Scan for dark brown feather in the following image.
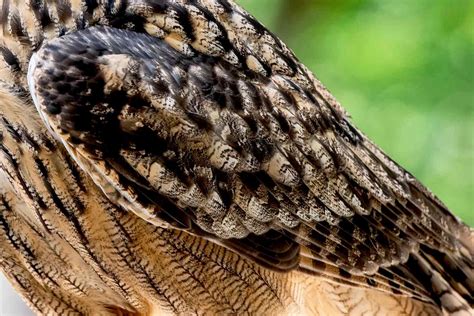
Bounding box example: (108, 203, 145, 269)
(0, 0, 470, 314)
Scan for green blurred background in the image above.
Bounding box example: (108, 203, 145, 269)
(237, 0, 474, 225)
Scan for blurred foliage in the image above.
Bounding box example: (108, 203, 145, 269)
(238, 0, 474, 225)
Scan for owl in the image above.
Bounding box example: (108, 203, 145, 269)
(0, 0, 472, 315)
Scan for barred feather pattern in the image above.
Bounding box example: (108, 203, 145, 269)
(0, 0, 473, 315)
(0, 100, 444, 315)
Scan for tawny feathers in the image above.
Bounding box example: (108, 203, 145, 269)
(0, 0, 472, 315)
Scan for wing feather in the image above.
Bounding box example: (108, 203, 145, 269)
(27, 4, 472, 311)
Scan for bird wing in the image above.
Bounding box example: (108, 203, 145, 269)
(27, 1, 472, 307)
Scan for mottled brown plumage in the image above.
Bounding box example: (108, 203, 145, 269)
(0, 0, 472, 315)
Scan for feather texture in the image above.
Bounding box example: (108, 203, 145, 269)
(0, 0, 472, 315)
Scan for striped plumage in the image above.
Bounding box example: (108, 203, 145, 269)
(0, 1, 472, 315)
